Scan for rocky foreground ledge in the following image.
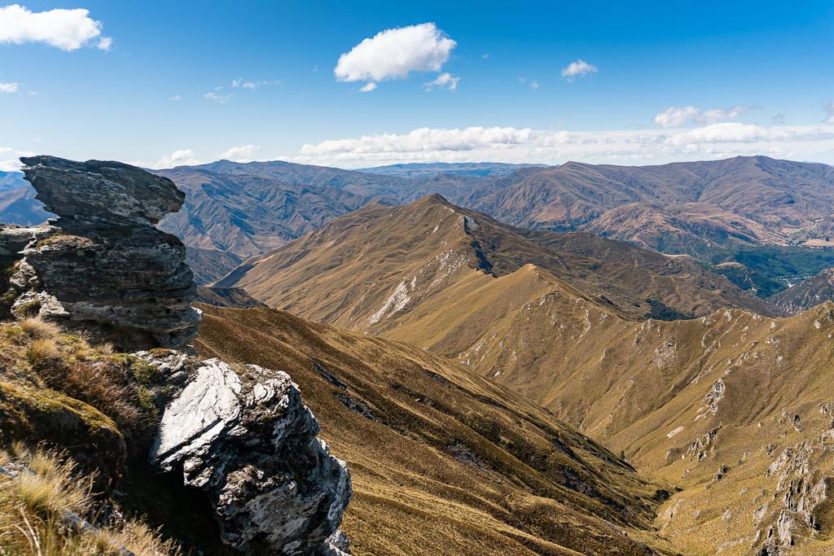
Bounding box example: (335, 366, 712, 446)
(0, 155, 352, 554)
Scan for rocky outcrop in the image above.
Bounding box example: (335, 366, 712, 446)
(150, 358, 351, 555)
(0, 225, 53, 316)
(3, 156, 200, 349)
(0, 155, 353, 554)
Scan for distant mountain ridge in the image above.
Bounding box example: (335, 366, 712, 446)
(359, 161, 545, 178)
(3, 156, 834, 300)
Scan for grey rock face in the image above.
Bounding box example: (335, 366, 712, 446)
(151, 358, 352, 555)
(3, 156, 200, 349)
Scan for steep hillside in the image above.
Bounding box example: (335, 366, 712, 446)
(156, 166, 370, 259)
(195, 304, 668, 555)
(463, 300, 834, 554)
(218, 194, 773, 331)
(583, 202, 783, 258)
(474, 156, 834, 249)
(768, 268, 834, 313)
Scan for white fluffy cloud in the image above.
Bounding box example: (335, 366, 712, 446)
(424, 72, 459, 91)
(334, 23, 456, 90)
(291, 123, 834, 167)
(561, 59, 597, 80)
(153, 149, 200, 169)
(0, 82, 19, 93)
(0, 4, 111, 51)
(654, 105, 747, 127)
(220, 144, 260, 162)
(359, 82, 377, 93)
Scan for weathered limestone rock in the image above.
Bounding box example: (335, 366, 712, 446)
(3, 156, 200, 349)
(151, 358, 352, 555)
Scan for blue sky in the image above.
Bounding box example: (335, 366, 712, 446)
(2, 0, 834, 169)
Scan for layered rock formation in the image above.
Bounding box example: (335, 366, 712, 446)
(0, 155, 353, 554)
(150, 357, 351, 555)
(4, 156, 200, 349)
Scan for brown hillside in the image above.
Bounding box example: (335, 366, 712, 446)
(195, 304, 670, 556)
(219, 194, 773, 331)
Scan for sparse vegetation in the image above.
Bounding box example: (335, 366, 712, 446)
(0, 445, 178, 555)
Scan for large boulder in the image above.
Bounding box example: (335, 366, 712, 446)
(151, 358, 351, 555)
(3, 156, 200, 349)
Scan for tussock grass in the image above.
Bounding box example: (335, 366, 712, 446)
(0, 321, 154, 438)
(19, 318, 60, 340)
(26, 338, 59, 367)
(0, 447, 178, 555)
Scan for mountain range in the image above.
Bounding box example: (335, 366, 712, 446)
(3, 155, 833, 297)
(212, 194, 834, 554)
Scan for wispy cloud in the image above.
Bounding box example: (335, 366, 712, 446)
(424, 72, 460, 91)
(654, 105, 747, 128)
(153, 148, 200, 169)
(561, 59, 597, 81)
(232, 78, 257, 90)
(292, 123, 834, 167)
(0, 4, 111, 51)
(359, 82, 377, 93)
(204, 90, 233, 104)
(0, 82, 19, 93)
(220, 144, 260, 162)
(334, 22, 456, 91)
(169, 94, 181, 101)
(826, 104, 834, 124)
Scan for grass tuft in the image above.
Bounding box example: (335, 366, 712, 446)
(26, 338, 59, 367)
(20, 318, 60, 340)
(0, 447, 179, 555)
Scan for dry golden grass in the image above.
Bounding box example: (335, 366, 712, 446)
(0, 447, 178, 555)
(19, 318, 60, 340)
(25, 338, 59, 367)
(196, 304, 667, 555)
(0, 321, 153, 447)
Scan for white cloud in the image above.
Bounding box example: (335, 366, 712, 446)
(0, 82, 19, 93)
(220, 144, 260, 162)
(827, 104, 834, 124)
(334, 23, 456, 90)
(96, 36, 112, 51)
(232, 78, 257, 90)
(0, 4, 107, 51)
(359, 82, 377, 93)
(655, 105, 747, 127)
(424, 72, 459, 91)
(561, 59, 597, 81)
(153, 149, 200, 169)
(0, 146, 34, 171)
(169, 94, 181, 101)
(204, 91, 232, 104)
(290, 123, 834, 167)
(529, 80, 540, 90)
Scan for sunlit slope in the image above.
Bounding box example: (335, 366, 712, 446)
(195, 304, 669, 556)
(464, 299, 834, 554)
(220, 194, 772, 329)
